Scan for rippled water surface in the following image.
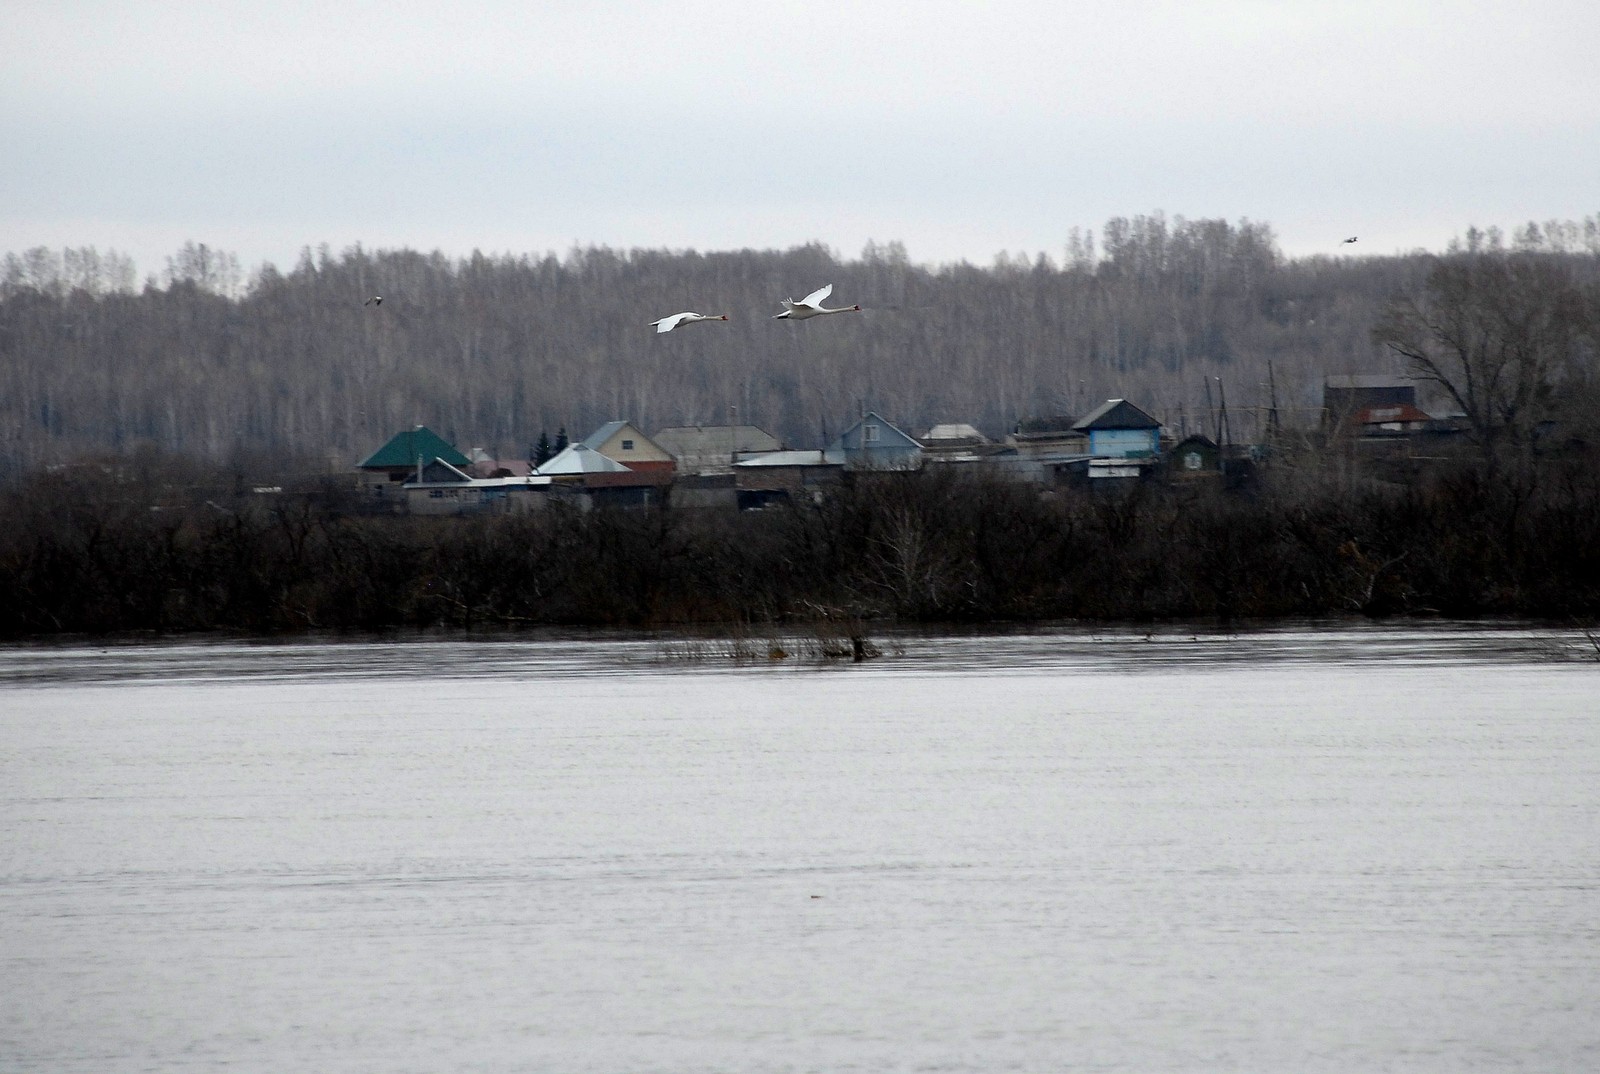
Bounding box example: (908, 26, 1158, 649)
(3, 624, 1598, 1072)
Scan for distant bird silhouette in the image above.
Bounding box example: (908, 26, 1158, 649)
(773, 283, 860, 320)
(1342, 237, 1358, 244)
(364, 295, 383, 306)
(648, 311, 728, 334)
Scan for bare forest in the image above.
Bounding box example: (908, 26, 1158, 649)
(5, 214, 1593, 481)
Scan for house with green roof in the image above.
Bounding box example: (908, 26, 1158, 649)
(358, 426, 471, 504)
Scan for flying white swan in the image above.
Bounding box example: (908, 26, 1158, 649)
(773, 283, 860, 320)
(649, 311, 729, 333)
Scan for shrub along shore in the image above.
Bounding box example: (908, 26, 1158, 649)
(3, 452, 1600, 638)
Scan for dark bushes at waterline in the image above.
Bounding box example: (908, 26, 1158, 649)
(3, 460, 1600, 636)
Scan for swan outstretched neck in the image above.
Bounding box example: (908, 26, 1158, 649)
(773, 283, 861, 320)
(649, 312, 729, 333)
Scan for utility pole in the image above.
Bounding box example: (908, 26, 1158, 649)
(1266, 360, 1282, 443)
(1217, 377, 1231, 460)
(1203, 377, 1219, 447)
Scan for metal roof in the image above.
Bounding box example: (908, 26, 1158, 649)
(923, 423, 988, 442)
(827, 411, 921, 452)
(535, 443, 632, 474)
(358, 426, 470, 469)
(1072, 399, 1161, 431)
(405, 473, 554, 489)
(735, 450, 845, 467)
(580, 421, 632, 451)
(653, 425, 782, 455)
(1354, 403, 1432, 424)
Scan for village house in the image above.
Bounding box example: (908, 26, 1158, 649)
(581, 421, 675, 473)
(733, 449, 845, 509)
(919, 423, 1004, 463)
(1322, 375, 1418, 436)
(539, 428, 673, 508)
(401, 456, 556, 516)
(1007, 415, 1088, 458)
(731, 412, 921, 508)
(1074, 398, 1162, 457)
(653, 425, 783, 475)
(357, 425, 471, 507)
(1069, 398, 1164, 487)
(829, 411, 923, 471)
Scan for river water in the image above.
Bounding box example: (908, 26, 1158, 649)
(2, 624, 1597, 1072)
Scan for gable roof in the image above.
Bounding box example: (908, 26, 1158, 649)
(579, 420, 632, 451)
(653, 425, 783, 456)
(358, 426, 470, 469)
(827, 411, 922, 452)
(1072, 399, 1161, 431)
(535, 443, 632, 475)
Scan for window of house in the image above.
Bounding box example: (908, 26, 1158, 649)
(622, 439, 634, 450)
(1184, 452, 1201, 470)
(430, 489, 444, 498)
(863, 425, 880, 443)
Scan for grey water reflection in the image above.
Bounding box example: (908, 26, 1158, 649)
(0, 619, 1591, 685)
(3, 624, 1598, 1073)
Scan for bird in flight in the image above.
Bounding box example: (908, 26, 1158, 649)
(1342, 237, 1358, 244)
(773, 283, 860, 320)
(364, 295, 383, 306)
(648, 311, 729, 333)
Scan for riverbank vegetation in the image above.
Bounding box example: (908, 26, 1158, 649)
(4, 448, 1599, 638)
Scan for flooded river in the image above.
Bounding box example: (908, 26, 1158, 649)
(3, 624, 1598, 1072)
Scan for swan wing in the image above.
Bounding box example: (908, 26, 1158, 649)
(800, 283, 832, 308)
(651, 312, 689, 333)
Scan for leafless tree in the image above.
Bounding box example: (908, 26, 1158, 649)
(1374, 253, 1593, 455)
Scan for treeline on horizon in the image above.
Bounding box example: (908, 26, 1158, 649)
(3, 450, 1600, 638)
(5, 213, 1599, 485)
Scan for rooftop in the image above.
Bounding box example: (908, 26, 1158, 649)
(358, 426, 470, 469)
(1073, 399, 1161, 431)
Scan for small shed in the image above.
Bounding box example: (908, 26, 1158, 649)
(1168, 434, 1220, 477)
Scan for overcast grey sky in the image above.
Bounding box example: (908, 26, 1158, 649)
(5, 0, 1597, 275)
